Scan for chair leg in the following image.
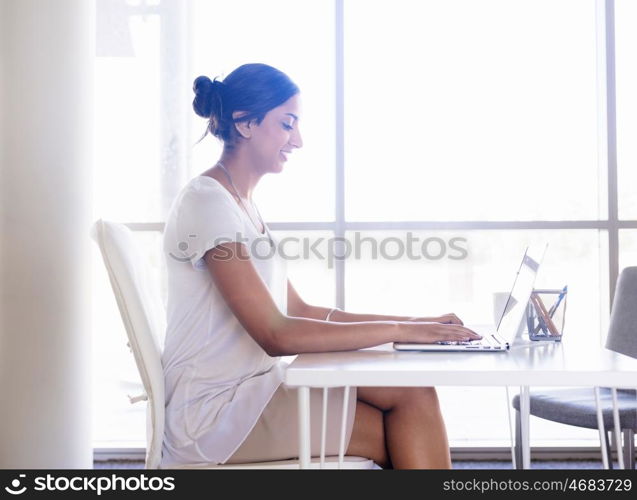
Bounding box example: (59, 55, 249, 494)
(606, 431, 614, 470)
(514, 409, 523, 469)
(623, 429, 635, 469)
(594, 387, 610, 469)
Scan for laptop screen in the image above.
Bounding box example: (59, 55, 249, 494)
(496, 244, 547, 341)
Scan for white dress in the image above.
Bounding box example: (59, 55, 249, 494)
(160, 175, 288, 467)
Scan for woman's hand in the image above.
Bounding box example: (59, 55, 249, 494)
(399, 322, 482, 344)
(432, 313, 464, 325)
(408, 313, 464, 325)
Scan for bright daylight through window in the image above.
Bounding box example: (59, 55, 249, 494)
(93, 0, 636, 452)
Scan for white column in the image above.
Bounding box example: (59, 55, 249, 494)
(0, 0, 94, 468)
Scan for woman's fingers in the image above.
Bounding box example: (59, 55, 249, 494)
(437, 324, 482, 341)
(440, 313, 464, 325)
(408, 322, 482, 344)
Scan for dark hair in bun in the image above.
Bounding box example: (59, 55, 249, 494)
(192, 75, 220, 118)
(193, 63, 299, 146)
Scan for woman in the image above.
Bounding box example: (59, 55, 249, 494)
(161, 63, 481, 469)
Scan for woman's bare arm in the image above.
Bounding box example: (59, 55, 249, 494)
(287, 280, 463, 325)
(206, 243, 480, 356)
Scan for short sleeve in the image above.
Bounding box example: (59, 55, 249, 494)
(171, 182, 246, 270)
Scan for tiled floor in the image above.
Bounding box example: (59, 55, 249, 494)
(93, 459, 614, 470)
(454, 460, 606, 469)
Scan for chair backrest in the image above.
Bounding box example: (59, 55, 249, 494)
(90, 219, 166, 469)
(606, 266, 637, 360)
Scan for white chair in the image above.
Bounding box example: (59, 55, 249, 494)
(90, 219, 374, 469)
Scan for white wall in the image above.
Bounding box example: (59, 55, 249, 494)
(0, 0, 94, 468)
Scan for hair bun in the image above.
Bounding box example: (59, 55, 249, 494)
(192, 75, 218, 118)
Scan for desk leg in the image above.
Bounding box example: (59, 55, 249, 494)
(519, 386, 531, 469)
(298, 386, 311, 469)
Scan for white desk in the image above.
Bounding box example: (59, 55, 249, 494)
(284, 337, 637, 469)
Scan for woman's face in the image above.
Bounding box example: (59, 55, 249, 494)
(247, 94, 303, 174)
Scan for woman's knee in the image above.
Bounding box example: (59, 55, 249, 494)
(404, 386, 441, 408)
(390, 387, 443, 417)
(418, 386, 440, 403)
(358, 386, 440, 412)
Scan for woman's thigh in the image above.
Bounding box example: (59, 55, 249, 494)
(227, 384, 357, 464)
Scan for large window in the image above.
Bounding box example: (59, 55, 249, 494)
(344, 0, 600, 222)
(94, 0, 636, 452)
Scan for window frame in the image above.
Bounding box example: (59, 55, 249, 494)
(129, 0, 635, 314)
(99, 0, 637, 452)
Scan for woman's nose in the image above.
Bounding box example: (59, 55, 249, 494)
(291, 127, 303, 149)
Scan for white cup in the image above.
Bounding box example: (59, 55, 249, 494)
(492, 291, 510, 325)
(493, 290, 529, 338)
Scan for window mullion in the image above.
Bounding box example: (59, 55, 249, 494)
(335, 0, 346, 309)
(596, 0, 619, 311)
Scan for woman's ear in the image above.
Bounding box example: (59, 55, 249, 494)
(232, 111, 252, 139)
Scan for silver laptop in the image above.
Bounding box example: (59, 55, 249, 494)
(394, 243, 547, 352)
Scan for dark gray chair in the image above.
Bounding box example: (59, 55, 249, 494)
(512, 266, 637, 469)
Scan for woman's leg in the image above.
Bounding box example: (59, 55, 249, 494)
(347, 386, 451, 469)
(345, 399, 391, 468)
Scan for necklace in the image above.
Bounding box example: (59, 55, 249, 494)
(216, 162, 274, 247)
